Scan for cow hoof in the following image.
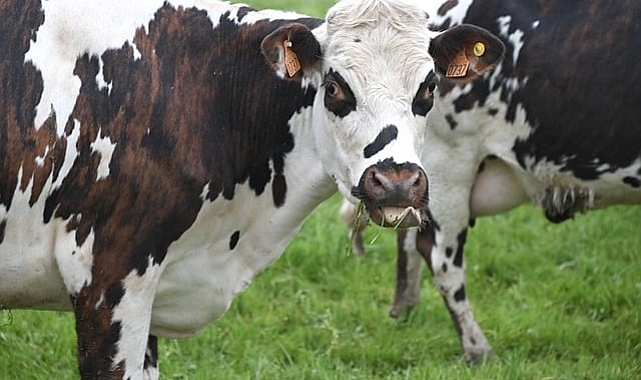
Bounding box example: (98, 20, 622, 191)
(388, 301, 416, 319)
(350, 236, 366, 256)
(464, 347, 494, 365)
(388, 304, 403, 318)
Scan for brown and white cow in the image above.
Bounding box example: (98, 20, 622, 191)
(0, 0, 504, 378)
(343, 0, 641, 364)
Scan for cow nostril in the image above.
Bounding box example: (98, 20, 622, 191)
(368, 170, 387, 190)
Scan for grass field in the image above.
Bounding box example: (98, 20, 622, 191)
(1, 1, 640, 379)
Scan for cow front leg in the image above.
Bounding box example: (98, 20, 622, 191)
(72, 263, 162, 380)
(144, 335, 160, 380)
(425, 226, 492, 364)
(389, 228, 424, 318)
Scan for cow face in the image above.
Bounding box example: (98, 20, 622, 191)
(262, 0, 504, 228)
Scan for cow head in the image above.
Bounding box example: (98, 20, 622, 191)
(262, 0, 504, 228)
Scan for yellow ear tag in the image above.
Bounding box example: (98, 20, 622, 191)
(446, 50, 470, 78)
(473, 42, 486, 57)
(283, 40, 301, 77)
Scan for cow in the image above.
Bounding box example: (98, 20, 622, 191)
(342, 0, 641, 364)
(0, 0, 505, 378)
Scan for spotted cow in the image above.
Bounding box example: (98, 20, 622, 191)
(343, 0, 641, 364)
(0, 0, 505, 378)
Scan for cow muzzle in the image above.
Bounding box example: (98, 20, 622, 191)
(351, 161, 429, 228)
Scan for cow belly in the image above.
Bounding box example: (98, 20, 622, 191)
(470, 159, 529, 217)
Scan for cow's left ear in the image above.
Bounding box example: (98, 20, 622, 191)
(261, 23, 321, 80)
(429, 24, 505, 84)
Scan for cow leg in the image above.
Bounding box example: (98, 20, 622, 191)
(389, 228, 424, 318)
(71, 261, 163, 380)
(339, 199, 369, 256)
(144, 335, 160, 380)
(424, 226, 492, 364)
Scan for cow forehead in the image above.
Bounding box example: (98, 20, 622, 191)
(322, 0, 433, 96)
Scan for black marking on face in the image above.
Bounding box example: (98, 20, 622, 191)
(0, 220, 5, 244)
(453, 228, 467, 268)
(229, 230, 240, 250)
(445, 247, 453, 258)
(412, 72, 437, 116)
(442, 262, 448, 273)
(445, 114, 458, 130)
(453, 284, 466, 302)
(623, 176, 640, 188)
(324, 69, 356, 117)
(364, 125, 398, 158)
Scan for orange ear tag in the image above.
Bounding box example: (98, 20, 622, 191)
(283, 40, 301, 77)
(445, 50, 470, 78)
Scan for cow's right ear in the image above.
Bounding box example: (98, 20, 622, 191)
(261, 23, 321, 80)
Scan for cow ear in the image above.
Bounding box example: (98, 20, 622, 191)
(429, 24, 505, 84)
(261, 23, 321, 80)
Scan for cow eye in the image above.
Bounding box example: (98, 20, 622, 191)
(324, 80, 342, 99)
(323, 70, 356, 117)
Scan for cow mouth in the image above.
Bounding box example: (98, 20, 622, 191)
(368, 205, 423, 228)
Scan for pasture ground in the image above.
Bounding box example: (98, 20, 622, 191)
(2, 195, 640, 379)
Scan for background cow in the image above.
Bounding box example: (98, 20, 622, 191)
(0, 0, 503, 378)
(342, 0, 641, 364)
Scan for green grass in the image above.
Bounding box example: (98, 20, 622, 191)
(2, 1, 641, 379)
(2, 196, 640, 379)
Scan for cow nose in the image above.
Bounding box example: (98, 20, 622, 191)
(352, 160, 429, 228)
(363, 165, 426, 204)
